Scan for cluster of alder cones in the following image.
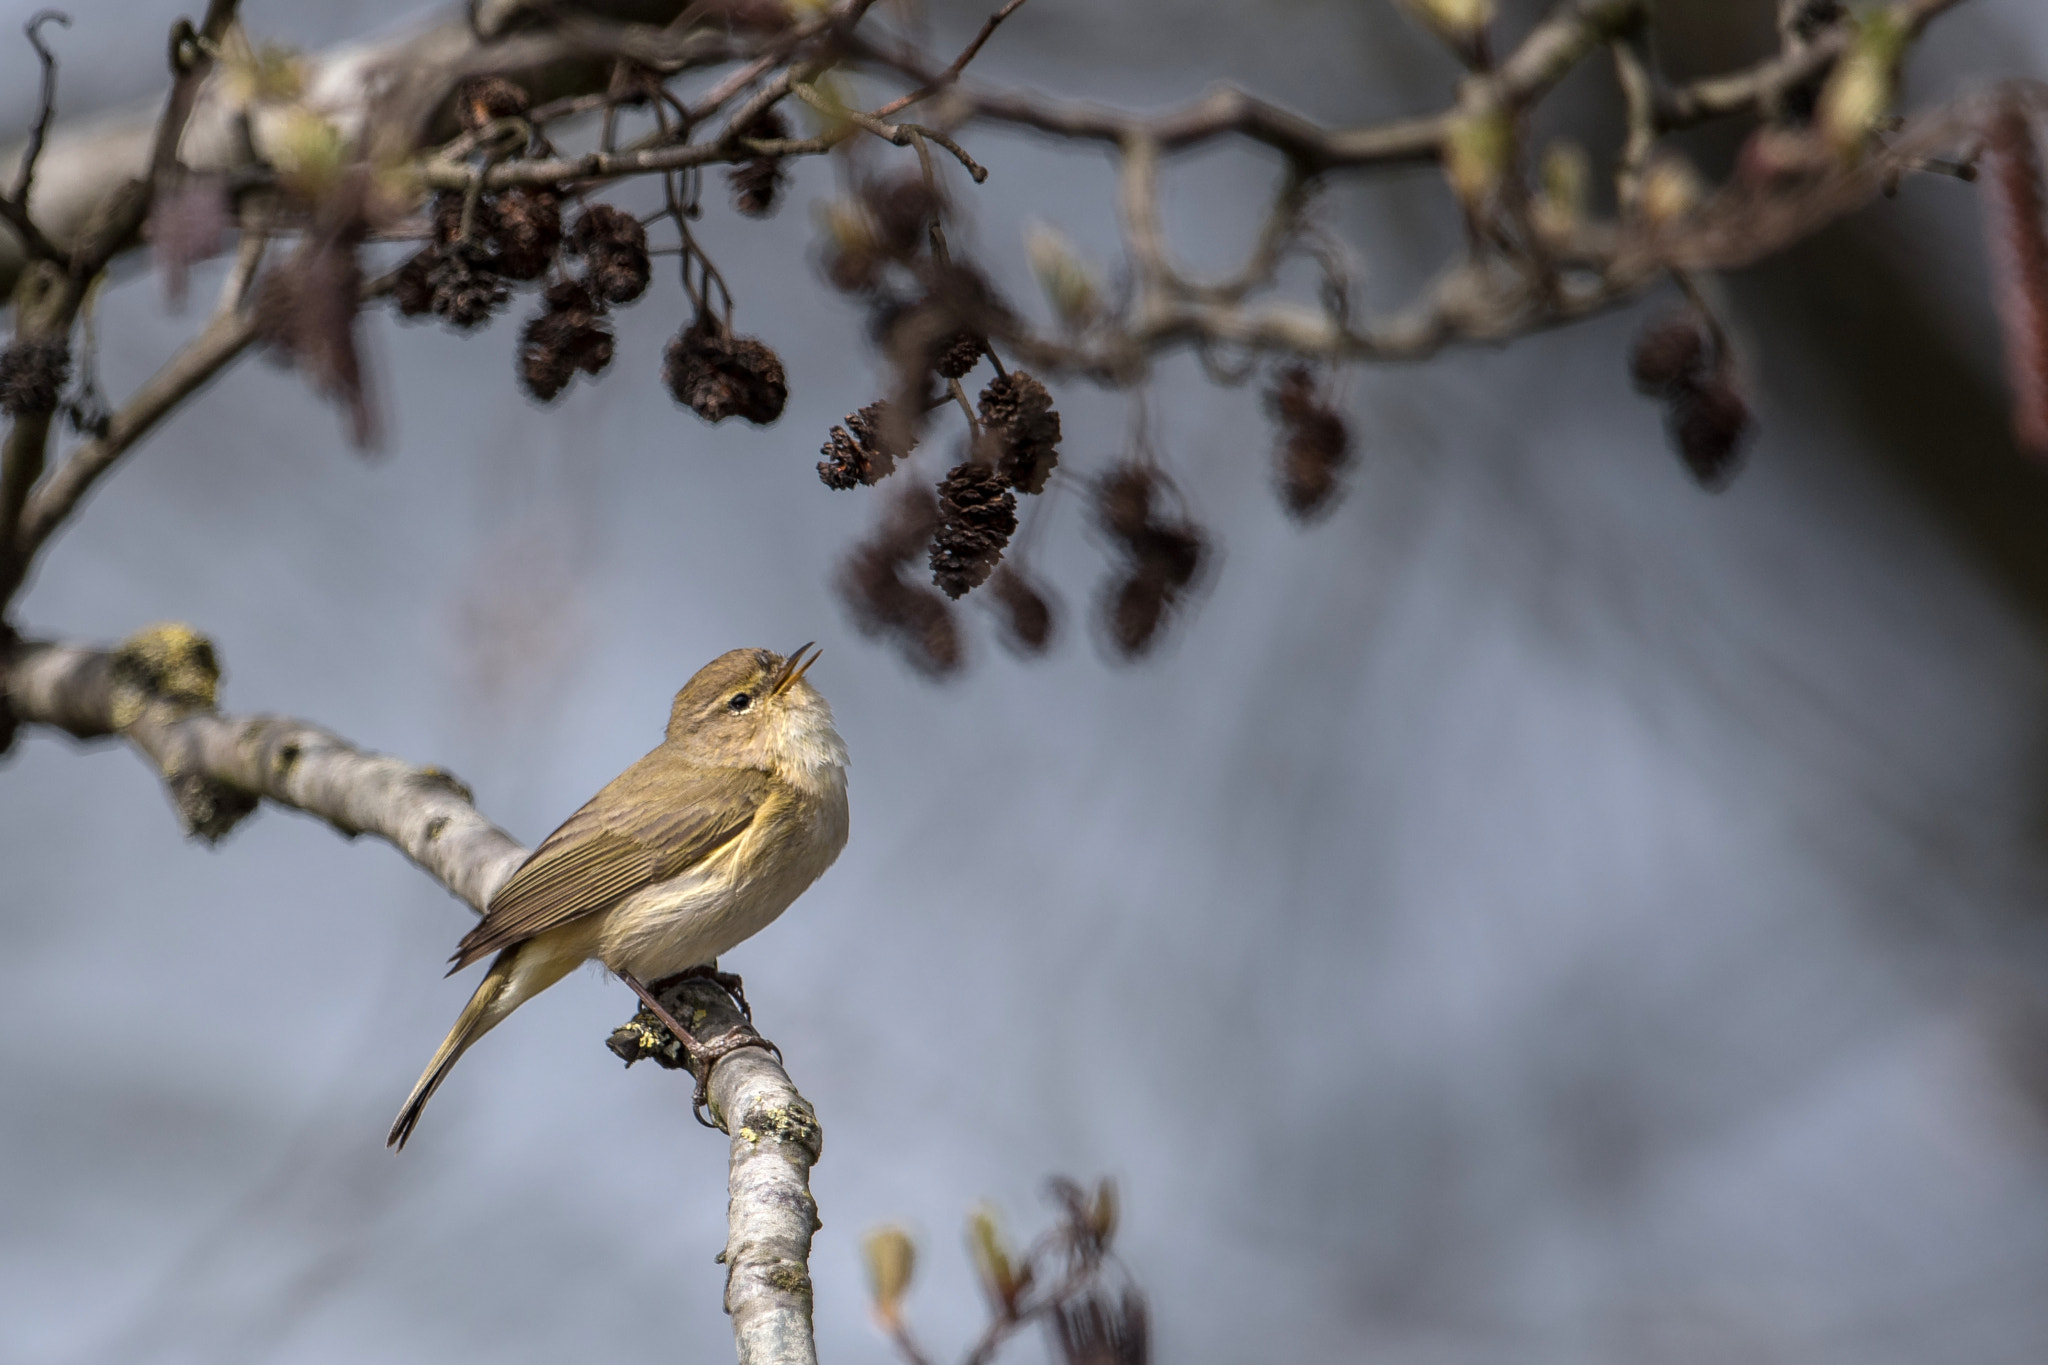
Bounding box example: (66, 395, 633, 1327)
(825, 367, 1065, 677)
(824, 356, 1364, 672)
(1628, 311, 1756, 487)
(389, 77, 789, 425)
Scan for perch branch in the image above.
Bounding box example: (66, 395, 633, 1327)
(610, 976, 824, 1365)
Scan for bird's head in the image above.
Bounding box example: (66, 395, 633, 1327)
(665, 644, 846, 781)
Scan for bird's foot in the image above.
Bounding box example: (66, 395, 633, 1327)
(678, 1027, 784, 1124)
(619, 971, 780, 1128)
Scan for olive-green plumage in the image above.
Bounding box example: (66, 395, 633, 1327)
(388, 645, 848, 1149)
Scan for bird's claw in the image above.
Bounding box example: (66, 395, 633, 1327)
(684, 1026, 781, 1127)
(622, 969, 777, 1130)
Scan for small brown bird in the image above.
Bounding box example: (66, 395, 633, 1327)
(389, 644, 848, 1148)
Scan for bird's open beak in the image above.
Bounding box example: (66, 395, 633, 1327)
(772, 642, 822, 696)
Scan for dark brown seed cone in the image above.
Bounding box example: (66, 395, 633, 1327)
(1132, 523, 1206, 589)
(935, 330, 984, 379)
(977, 370, 1062, 493)
(818, 427, 871, 490)
(729, 159, 785, 218)
(824, 242, 881, 294)
(1106, 572, 1171, 659)
(1092, 463, 1212, 658)
(989, 565, 1055, 655)
(1265, 365, 1318, 424)
(922, 263, 1014, 346)
(1667, 376, 1754, 489)
(1094, 464, 1156, 543)
(568, 204, 651, 304)
(455, 75, 530, 132)
(1629, 313, 1710, 395)
(836, 486, 963, 677)
(662, 320, 788, 424)
(430, 189, 497, 247)
(865, 173, 938, 258)
(0, 337, 70, 417)
(728, 109, 790, 217)
(1263, 367, 1354, 522)
(1276, 409, 1353, 521)
(392, 249, 436, 317)
(929, 461, 1019, 599)
(493, 186, 563, 281)
(517, 281, 615, 403)
(818, 400, 916, 488)
(427, 243, 509, 329)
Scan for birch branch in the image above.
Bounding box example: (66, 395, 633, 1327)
(0, 624, 825, 1365)
(610, 976, 825, 1365)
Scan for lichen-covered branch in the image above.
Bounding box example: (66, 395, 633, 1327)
(0, 626, 526, 894)
(0, 623, 826, 1365)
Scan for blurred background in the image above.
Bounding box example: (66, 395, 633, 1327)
(5, 1, 2048, 1362)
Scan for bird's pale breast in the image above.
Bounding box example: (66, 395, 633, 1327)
(595, 771, 849, 980)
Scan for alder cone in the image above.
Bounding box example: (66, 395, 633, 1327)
(1668, 377, 1753, 489)
(989, 565, 1055, 655)
(454, 75, 529, 132)
(836, 486, 963, 678)
(929, 462, 1018, 599)
(0, 338, 69, 416)
(728, 109, 790, 217)
(568, 204, 652, 304)
(392, 251, 436, 317)
(518, 281, 614, 403)
(1091, 462, 1213, 660)
(866, 173, 938, 258)
(935, 330, 984, 379)
(1630, 314, 1709, 394)
(1274, 412, 1351, 520)
(1094, 464, 1156, 542)
(1263, 366, 1353, 522)
(493, 186, 563, 281)
(818, 427, 871, 490)
(977, 371, 1062, 493)
(1107, 573, 1169, 658)
(427, 244, 510, 329)
(664, 321, 788, 424)
(429, 189, 478, 246)
(818, 400, 915, 488)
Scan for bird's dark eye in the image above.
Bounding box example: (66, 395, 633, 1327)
(728, 692, 752, 713)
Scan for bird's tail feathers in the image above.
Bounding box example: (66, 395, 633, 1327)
(388, 953, 514, 1150)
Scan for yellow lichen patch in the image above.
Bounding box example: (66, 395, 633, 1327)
(111, 622, 221, 727)
(736, 1100, 822, 1156)
(414, 766, 475, 803)
(766, 1262, 812, 1296)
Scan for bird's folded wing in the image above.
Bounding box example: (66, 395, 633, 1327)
(448, 758, 772, 972)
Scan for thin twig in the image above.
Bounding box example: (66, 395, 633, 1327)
(870, 0, 1033, 120)
(12, 10, 70, 208)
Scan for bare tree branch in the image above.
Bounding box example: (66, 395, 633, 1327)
(611, 976, 825, 1365)
(5, 8, 70, 253)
